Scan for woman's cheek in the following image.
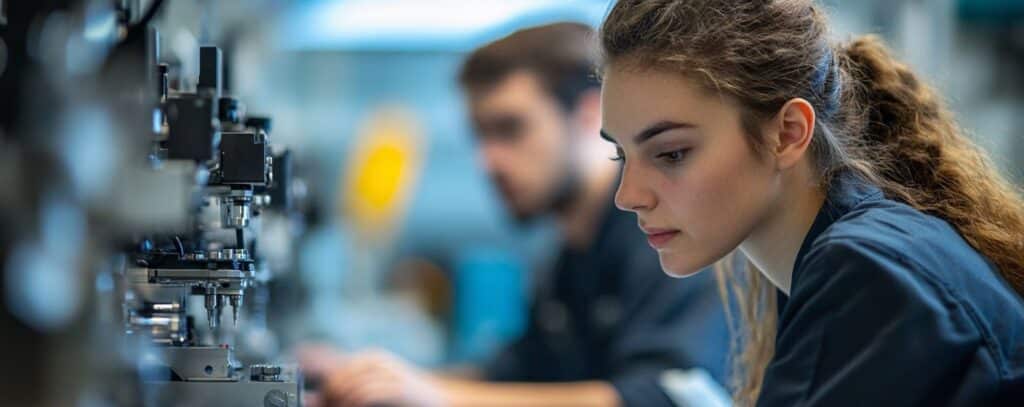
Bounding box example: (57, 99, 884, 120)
(673, 157, 719, 221)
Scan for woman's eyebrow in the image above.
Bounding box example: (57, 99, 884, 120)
(600, 121, 696, 145)
(633, 121, 696, 144)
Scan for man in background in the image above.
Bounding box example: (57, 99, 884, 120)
(301, 22, 729, 407)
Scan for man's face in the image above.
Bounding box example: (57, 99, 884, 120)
(467, 70, 574, 221)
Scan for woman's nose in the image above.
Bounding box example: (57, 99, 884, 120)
(614, 163, 655, 213)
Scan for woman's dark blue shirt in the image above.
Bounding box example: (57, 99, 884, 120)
(757, 174, 1024, 406)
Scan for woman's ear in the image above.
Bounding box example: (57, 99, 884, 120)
(769, 98, 816, 170)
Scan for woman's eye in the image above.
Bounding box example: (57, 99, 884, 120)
(609, 147, 625, 162)
(657, 149, 689, 163)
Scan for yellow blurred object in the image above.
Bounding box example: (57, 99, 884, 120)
(341, 107, 424, 242)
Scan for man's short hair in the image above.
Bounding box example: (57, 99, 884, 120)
(458, 22, 599, 111)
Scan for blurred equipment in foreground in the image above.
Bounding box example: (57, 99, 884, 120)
(0, 1, 304, 406)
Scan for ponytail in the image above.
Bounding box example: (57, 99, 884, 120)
(838, 35, 1024, 295)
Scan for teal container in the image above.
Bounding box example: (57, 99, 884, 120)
(450, 248, 527, 363)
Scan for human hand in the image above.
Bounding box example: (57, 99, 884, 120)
(298, 346, 447, 407)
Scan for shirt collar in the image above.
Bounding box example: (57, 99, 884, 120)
(790, 172, 884, 291)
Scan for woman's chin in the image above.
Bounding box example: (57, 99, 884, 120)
(658, 255, 707, 278)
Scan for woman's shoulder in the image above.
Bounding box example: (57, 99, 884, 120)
(804, 193, 1015, 304)
(809, 194, 988, 272)
(796, 196, 1024, 376)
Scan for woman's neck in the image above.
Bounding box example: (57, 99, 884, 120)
(740, 167, 826, 295)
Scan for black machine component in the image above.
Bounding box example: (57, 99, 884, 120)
(266, 149, 293, 211)
(165, 94, 219, 162)
(164, 45, 224, 162)
(244, 116, 294, 212)
(198, 46, 222, 98)
(245, 116, 272, 134)
(158, 63, 170, 100)
(219, 131, 269, 186)
(219, 97, 243, 127)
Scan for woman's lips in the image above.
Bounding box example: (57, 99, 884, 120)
(643, 229, 680, 249)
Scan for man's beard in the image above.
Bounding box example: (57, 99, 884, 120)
(508, 162, 581, 225)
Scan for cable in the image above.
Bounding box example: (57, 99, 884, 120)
(173, 236, 184, 257)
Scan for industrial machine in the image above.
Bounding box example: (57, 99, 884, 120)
(122, 39, 302, 407)
(0, 1, 303, 405)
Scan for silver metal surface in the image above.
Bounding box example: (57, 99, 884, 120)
(141, 347, 301, 407)
(127, 314, 186, 345)
(158, 346, 239, 381)
(152, 303, 181, 312)
(205, 288, 220, 330)
(223, 248, 248, 261)
(150, 267, 249, 280)
(229, 294, 242, 326)
(146, 375, 300, 407)
(220, 195, 253, 228)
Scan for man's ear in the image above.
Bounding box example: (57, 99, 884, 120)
(768, 98, 816, 170)
(572, 88, 603, 140)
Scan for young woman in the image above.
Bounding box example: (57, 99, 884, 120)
(597, 0, 1024, 406)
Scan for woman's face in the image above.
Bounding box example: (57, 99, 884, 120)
(601, 66, 782, 277)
